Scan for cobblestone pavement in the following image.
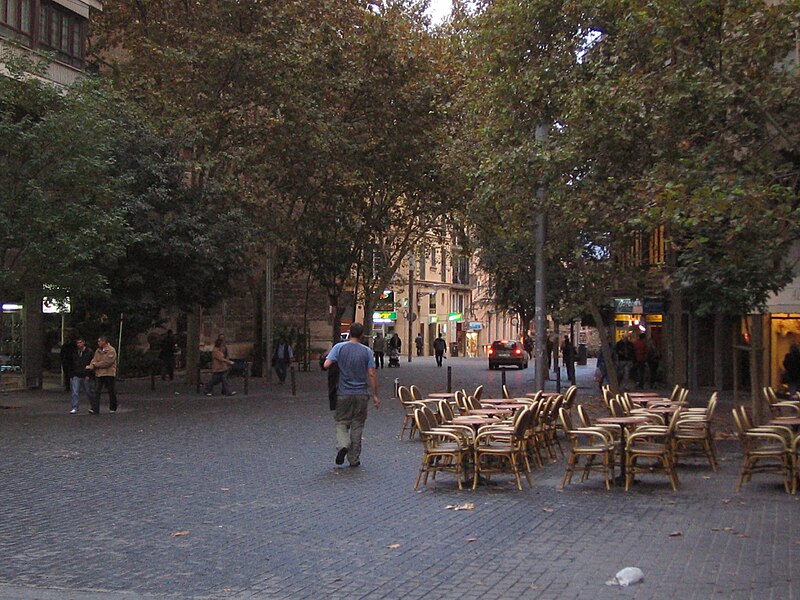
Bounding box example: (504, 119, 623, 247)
(0, 358, 798, 599)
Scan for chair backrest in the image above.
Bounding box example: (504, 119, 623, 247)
(438, 400, 455, 422)
(514, 406, 534, 440)
(418, 404, 440, 429)
(609, 397, 624, 417)
(731, 407, 746, 435)
(669, 384, 681, 402)
(764, 386, 779, 405)
(564, 385, 577, 409)
(706, 392, 718, 419)
(558, 407, 574, 432)
(473, 385, 484, 401)
(502, 384, 511, 400)
(601, 387, 613, 411)
(454, 390, 468, 411)
(410, 385, 423, 402)
(528, 390, 543, 404)
(678, 387, 689, 404)
(413, 408, 433, 436)
(398, 385, 412, 404)
(576, 404, 591, 428)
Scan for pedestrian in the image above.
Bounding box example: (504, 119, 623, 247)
(596, 348, 609, 390)
(646, 337, 661, 388)
(273, 336, 294, 383)
(783, 343, 800, 398)
(323, 322, 380, 468)
(615, 334, 635, 389)
(159, 329, 177, 381)
(561, 335, 576, 385)
(633, 333, 648, 389)
(523, 335, 533, 360)
(69, 337, 93, 414)
(205, 337, 236, 396)
(415, 333, 423, 356)
(389, 333, 402, 355)
(86, 336, 118, 414)
(372, 332, 386, 369)
(60, 339, 75, 391)
(433, 334, 446, 367)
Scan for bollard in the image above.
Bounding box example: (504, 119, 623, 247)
(151, 366, 156, 391)
(394, 378, 400, 400)
(244, 361, 250, 396)
(290, 365, 296, 396)
(501, 369, 506, 391)
(447, 366, 452, 393)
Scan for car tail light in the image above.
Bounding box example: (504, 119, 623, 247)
(488, 348, 494, 355)
(514, 348, 522, 355)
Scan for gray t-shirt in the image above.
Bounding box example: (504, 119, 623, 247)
(326, 341, 375, 395)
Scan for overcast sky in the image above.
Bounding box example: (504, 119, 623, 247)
(426, 0, 452, 24)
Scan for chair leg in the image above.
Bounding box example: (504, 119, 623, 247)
(625, 455, 634, 491)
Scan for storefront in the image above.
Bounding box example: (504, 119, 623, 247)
(0, 302, 25, 391)
(613, 298, 664, 347)
(466, 322, 482, 357)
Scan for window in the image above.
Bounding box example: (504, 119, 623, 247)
(39, 1, 86, 67)
(0, 0, 33, 38)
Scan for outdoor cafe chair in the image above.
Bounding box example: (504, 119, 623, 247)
(762, 386, 800, 418)
(413, 408, 472, 491)
(625, 408, 681, 491)
(672, 393, 718, 471)
(397, 385, 421, 440)
(473, 384, 484, 401)
(559, 408, 616, 490)
(410, 384, 424, 402)
(473, 406, 534, 490)
(577, 404, 622, 443)
(732, 406, 793, 494)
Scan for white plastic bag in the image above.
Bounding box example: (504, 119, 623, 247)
(605, 567, 644, 587)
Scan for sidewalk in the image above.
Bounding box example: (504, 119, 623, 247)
(0, 358, 797, 599)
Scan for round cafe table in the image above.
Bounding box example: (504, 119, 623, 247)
(427, 392, 456, 399)
(595, 416, 650, 484)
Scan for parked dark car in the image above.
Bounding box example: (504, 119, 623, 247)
(488, 340, 528, 370)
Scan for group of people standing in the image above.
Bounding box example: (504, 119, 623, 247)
(596, 332, 660, 389)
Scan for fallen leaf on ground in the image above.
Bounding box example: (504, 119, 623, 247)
(387, 543, 401, 549)
(737, 534, 750, 539)
(702, 476, 711, 480)
(445, 503, 475, 511)
(668, 531, 682, 537)
(170, 530, 190, 537)
(221, 488, 230, 491)
(543, 508, 555, 513)
(721, 498, 732, 504)
(466, 537, 478, 543)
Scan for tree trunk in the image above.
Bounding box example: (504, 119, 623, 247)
(669, 285, 687, 387)
(590, 304, 619, 392)
(185, 304, 201, 386)
(23, 282, 43, 389)
(749, 314, 765, 424)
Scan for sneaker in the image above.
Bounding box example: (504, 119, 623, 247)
(88, 409, 97, 415)
(335, 447, 348, 465)
(349, 461, 361, 468)
(69, 409, 77, 414)
(205, 393, 212, 397)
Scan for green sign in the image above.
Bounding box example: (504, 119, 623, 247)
(448, 312, 463, 322)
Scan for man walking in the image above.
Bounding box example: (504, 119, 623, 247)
(69, 337, 93, 414)
(324, 322, 380, 468)
(86, 336, 118, 414)
(372, 332, 386, 369)
(273, 336, 294, 383)
(415, 333, 424, 356)
(433, 334, 446, 367)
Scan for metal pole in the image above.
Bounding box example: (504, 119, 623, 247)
(447, 365, 452, 393)
(394, 377, 400, 400)
(265, 242, 274, 383)
(533, 123, 549, 391)
(407, 252, 414, 363)
(501, 369, 506, 392)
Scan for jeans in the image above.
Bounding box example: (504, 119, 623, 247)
(435, 352, 444, 367)
(70, 376, 92, 410)
(335, 395, 369, 464)
(205, 370, 231, 395)
(92, 376, 117, 413)
(373, 351, 384, 369)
